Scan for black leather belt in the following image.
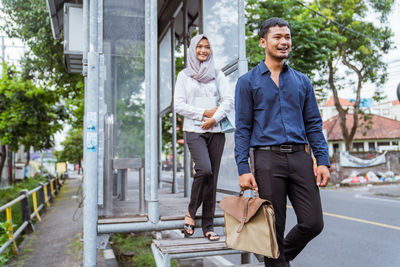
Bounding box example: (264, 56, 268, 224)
(253, 144, 306, 153)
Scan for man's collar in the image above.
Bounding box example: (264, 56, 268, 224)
(258, 60, 289, 74)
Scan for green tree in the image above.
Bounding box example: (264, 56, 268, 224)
(246, 0, 394, 150)
(316, 0, 393, 150)
(246, 0, 338, 89)
(0, 63, 66, 181)
(56, 128, 83, 173)
(0, 0, 84, 128)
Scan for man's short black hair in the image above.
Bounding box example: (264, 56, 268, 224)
(259, 17, 290, 39)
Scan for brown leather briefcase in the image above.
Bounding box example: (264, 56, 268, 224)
(219, 191, 279, 259)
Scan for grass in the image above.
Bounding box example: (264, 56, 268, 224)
(110, 233, 177, 267)
(0, 176, 48, 229)
(66, 233, 83, 263)
(0, 176, 47, 206)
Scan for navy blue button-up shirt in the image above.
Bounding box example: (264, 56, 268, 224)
(234, 61, 330, 175)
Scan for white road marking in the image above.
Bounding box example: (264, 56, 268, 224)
(288, 205, 400, 231)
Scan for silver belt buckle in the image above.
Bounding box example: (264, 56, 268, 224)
(280, 145, 293, 152)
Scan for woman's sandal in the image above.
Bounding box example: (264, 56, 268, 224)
(204, 231, 220, 241)
(182, 214, 195, 237)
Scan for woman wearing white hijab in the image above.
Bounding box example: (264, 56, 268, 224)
(174, 34, 234, 241)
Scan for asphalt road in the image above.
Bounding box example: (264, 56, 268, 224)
(213, 186, 400, 267)
(291, 188, 400, 267)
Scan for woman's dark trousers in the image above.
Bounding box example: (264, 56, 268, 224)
(253, 149, 324, 267)
(185, 132, 225, 234)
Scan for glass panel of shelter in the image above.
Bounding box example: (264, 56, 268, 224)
(98, 0, 243, 218)
(202, 0, 240, 195)
(99, 0, 146, 217)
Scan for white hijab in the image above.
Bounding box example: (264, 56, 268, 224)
(184, 34, 216, 83)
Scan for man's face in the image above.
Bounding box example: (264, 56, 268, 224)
(260, 26, 291, 60)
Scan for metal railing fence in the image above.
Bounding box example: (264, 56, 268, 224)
(0, 177, 64, 255)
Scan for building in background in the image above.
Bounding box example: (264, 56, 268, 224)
(323, 113, 400, 156)
(320, 96, 355, 121)
(369, 100, 400, 120)
(320, 96, 400, 122)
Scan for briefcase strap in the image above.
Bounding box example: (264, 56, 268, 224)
(237, 198, 250, 233)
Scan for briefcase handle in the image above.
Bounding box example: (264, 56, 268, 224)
(239, 189, 259, 198)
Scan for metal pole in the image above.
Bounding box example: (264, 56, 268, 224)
(158, 115, 162, 189)
(145, 0, 160, 224)
(98, 217, 225, 233)
(183, 0, 191, 198)
(113, 170, 118, 196)
(198, 0, 203, 34)
(120, 169, 127, 201)
(237, 0, 248, 76)
(139, 167, 145, 213)
(83, 0, 99, 264)
(171, 20, 178, 194)
(97, 0, 105, 206)
(117, 170, 121, 199)
(103, 113, 114, 216)
(157, 27, 162, 190)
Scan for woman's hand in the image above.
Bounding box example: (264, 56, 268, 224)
(201, 118, 216, 130)
(203, 107, 218, 118)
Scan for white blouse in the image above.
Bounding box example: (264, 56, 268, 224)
(174, 70, 234, 133)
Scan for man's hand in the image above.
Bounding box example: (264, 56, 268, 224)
(316, 165, 330, 187)
(201, 118, 216, 130)
(203, 107, 218, 118)
(239, 173, 258, 191)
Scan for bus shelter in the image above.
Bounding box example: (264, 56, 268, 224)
(47, 0, 247, 265)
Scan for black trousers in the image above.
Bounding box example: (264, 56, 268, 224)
(185, 131, 225, 234)
(253, 149, 324, 266)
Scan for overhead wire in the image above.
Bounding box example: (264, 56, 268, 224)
(295, 0, 387, 42)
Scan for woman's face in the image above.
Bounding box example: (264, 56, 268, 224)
(196, 38, 211, 62)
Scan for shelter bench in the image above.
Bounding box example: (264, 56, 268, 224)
(151, 236, 257, 267)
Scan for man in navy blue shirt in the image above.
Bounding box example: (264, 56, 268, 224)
(235, 18, 330, 267)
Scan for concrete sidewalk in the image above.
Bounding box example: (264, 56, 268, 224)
(6, 175, 84, 267)
(368, 183, 400, 197)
